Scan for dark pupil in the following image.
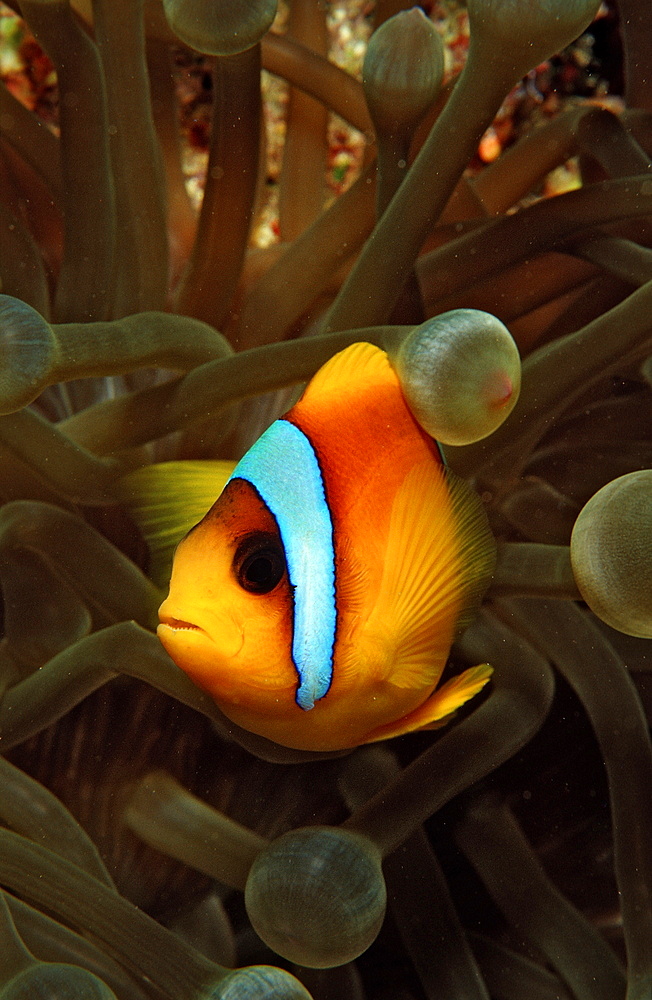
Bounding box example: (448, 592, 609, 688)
(238, 546, 285, 594)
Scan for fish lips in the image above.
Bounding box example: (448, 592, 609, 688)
(157, 597, 245, 661)
(157, 614, 203, 634)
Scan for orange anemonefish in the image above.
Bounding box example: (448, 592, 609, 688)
(155, 342, 496, 752)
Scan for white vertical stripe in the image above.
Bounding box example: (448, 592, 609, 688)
(229, 419, 336, 709)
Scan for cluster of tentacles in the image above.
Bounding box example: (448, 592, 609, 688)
(0, 0, 651, 998)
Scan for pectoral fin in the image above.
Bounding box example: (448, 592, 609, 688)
(372, 460, 496, 692)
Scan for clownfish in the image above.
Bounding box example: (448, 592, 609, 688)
(150, 342, 496, 752)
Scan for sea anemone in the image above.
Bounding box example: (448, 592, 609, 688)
(0, 0, 651, 997)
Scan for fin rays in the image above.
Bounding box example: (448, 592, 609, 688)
(302, 342, 394, 401)
(371, 460, 495, 690)
(364, 663, 493, 743)
(118, 460, 235, 587)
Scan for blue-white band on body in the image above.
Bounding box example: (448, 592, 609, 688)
(228, 419, 336, 710)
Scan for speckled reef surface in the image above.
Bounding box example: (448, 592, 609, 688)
(0, 1, 651, 999)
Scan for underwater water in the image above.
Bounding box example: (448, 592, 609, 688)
(0, 0, 651, 998)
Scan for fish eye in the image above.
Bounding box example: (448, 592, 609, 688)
(234, 533, 286, 595)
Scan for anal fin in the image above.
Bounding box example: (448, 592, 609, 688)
(364, 663, 493, 743)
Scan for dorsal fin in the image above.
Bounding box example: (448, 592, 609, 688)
(304, 341, 396, 398)
(299, 342, 395, 401)
(117, 460, 235, 587)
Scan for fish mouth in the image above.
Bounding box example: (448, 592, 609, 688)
(158, 615, 204, 633)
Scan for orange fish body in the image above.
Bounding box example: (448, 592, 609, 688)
(158, 343, 495, 751)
